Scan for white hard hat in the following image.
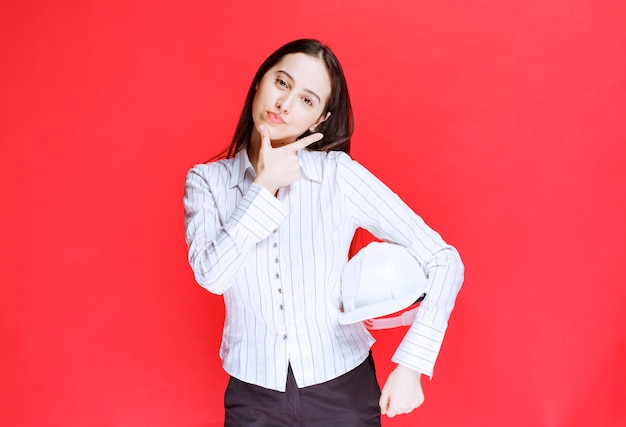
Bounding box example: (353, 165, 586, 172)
(339, 242, 427, 329)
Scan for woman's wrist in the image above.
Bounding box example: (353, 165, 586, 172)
(252, 176, 278, 196)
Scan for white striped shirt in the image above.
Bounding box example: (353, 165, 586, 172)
(184, 148, 464, 391)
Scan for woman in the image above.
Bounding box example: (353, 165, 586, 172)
(184, 39, 464, 426)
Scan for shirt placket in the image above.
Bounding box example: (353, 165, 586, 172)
(269, 227, 289, 341)
(272, 188, 298, 383)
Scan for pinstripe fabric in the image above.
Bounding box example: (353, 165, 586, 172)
(184, 148, 464, 391)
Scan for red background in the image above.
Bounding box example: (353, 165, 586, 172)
(1, 1, 625, 426)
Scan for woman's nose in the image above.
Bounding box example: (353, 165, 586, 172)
(276, 96, 291, 113)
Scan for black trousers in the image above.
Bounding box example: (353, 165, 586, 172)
(224, 353, 382, 427)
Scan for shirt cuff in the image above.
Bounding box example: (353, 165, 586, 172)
(226, 183, 288, 243)
(391, 322, 446, 379)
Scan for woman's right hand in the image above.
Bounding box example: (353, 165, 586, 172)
(252, 125, 323, 195)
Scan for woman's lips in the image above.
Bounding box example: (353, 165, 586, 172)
(267, 111, 285, 124)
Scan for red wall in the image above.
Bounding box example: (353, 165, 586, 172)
(2, 1, 625, 426)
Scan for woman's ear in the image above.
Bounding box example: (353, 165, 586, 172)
(310, 112, 331, 132)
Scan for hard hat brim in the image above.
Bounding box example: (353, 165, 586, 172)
(338, 291, 423, 325)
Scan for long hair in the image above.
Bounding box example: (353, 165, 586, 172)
(225, 39, 354, 159)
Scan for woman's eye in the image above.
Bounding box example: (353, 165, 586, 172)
(276, 78, 288, 88)
(303, 97, 313, 106)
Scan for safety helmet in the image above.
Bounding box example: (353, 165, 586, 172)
(339, 242, 427, 329)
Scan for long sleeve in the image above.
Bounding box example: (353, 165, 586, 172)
(184, 165, 288, 295)
(337, 153, 464, 378)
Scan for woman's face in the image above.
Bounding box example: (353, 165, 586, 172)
(251, 53, 331, 147)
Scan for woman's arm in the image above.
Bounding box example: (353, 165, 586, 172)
(337, 153, 463, 415)
(337, 153, 464, 376)
(184, 165, 287, 294)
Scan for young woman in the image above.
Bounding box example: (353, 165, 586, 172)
(184, 39, 464, 426)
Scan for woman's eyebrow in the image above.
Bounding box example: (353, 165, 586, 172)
(277, 70, 321, 104)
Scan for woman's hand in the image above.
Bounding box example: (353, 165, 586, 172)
(379, 364, 425, 418)
(252, 125, 323, 195)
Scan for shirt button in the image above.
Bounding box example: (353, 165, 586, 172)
(273, 229, 278, 233)
(278, 288, 282, 293)
(283, 334, 288, 340)
(273, 243, 278, 248)
(275, 273, 280, 279)
(274, 257, 279, 263)
(279, 304, 284, 310)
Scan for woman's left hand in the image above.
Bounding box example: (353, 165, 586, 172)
(379, 364, 424, 417)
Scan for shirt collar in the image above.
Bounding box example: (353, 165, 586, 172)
(228, 149, 255, 190)
(228, 146, 323, 191)
(298, 148, 322, 183)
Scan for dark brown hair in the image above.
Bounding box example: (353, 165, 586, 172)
(225, 39, 354, 158)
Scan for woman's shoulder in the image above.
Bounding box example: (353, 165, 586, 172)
(189, 157, 233, 172)
(186, 157, 235, 184)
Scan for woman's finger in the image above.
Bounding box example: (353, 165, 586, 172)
(290, 132, 323, 152)
(258, 125, 272, 149)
